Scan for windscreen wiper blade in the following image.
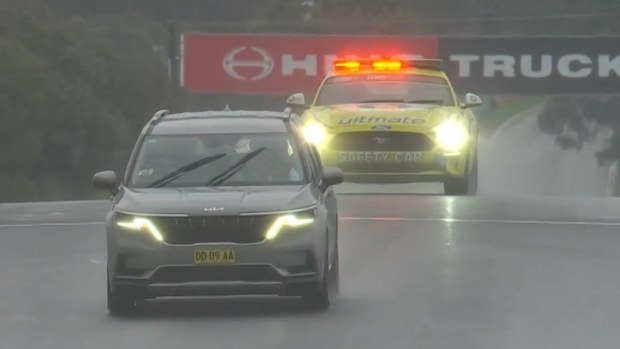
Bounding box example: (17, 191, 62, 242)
(359, 99, 406, 103)
(147, 153, 227, 188)
(204, 147, 266, 187)
(406, 99, 445, 105)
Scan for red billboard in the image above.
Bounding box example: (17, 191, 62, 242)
(181, 34, 439, 95)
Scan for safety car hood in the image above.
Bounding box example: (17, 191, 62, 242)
(114, 185, 318, 216)
(308, 103, 460, 129)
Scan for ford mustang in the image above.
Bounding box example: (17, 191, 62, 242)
(286, 59, 482, 195)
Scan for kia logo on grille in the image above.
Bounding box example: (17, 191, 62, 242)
(374, 137, 391, 145)
(223, 47, 274, 81)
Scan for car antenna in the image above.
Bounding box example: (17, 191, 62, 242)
(223, 104, 231, 111)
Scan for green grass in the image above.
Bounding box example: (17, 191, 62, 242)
(479, 95, 548, 137)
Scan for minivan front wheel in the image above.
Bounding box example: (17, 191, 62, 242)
(303, 238, 337, 310)
(107, 272, 138, 316)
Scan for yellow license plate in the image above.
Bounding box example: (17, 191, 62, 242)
(194, 249, 235, 264)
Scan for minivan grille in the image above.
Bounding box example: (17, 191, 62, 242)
(149, 215, 276, 245)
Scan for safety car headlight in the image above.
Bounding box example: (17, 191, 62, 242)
(302, 122, 327, 146)
(116, 216, 164, 243)
(434, 119, 469, 154)
(265, 212, 315, 240)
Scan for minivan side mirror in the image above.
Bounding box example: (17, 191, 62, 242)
(320, 166, 344, 191)
(286, 93, 307, 108)
(93, 171, 118, 191)
(461, 93, 482, 109)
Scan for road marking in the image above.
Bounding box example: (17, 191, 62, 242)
(340, 217, 620, 226)
(0, 200, 105, 208)
(18, 214, 35, 220)
(0, 222, 105, 228)
(89, 258, 105, 265)
(2, 217, 620, 229)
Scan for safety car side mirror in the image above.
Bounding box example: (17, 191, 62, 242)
(461, 93, 482, 109)
(287, 93, 307, 108)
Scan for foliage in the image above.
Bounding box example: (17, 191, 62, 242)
(0, 0, 183, 202)
(28, 0, 620, 35)
(537, 96, 620, 165)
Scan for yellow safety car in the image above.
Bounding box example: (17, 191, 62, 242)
(286, 58, 482, 195)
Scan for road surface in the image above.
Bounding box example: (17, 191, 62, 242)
(2, 197, 620, 349)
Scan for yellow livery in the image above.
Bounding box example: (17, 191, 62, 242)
(287, 59, 482, 195)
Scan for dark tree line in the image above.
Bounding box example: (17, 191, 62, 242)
(45, 0, 620, 35)
(538, 96, 620, 165)
(0, 0, 183, 201)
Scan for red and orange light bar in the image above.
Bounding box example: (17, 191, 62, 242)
(372, 60, 403, 71)
(333, 59, 403, 72)
(334, 60, 362, 71)
(332, 59, 443, 73)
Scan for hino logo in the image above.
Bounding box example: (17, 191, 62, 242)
(450, 54, 620, 79)
(223, 47, 274, 81)
(204, 207, 225, 212)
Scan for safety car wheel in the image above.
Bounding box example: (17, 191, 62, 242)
(444, 155, 477, 196)
(444, 178, 468, 196)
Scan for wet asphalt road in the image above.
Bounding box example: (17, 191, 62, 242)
(2, 195, 620, 349)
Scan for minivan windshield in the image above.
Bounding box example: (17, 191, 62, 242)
(128, 133, 306, 187)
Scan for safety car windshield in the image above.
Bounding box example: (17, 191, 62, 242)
(315, 74, 455, 106)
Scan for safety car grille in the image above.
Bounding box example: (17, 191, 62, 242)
(328, 131, 434, 151)
(337, 162, 438, 173)
(149, 215, 276, 245)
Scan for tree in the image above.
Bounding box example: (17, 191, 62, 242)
(0, 0, 183, 202)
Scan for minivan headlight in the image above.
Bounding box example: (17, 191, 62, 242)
(265, 212, 315, 240)
(116, 216, 164, 243)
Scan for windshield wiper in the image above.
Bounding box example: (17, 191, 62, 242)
(147, 153, 227, 188)
(204, 147, 266, 187)
(359, 99, 444, 105)
(406, 99, 445, 105)
(359, 99, 406, 103)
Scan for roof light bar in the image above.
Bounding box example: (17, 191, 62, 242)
(332, 59, 443, 72)
(372, 60, 403, 71)
(334, 60, 362, 71)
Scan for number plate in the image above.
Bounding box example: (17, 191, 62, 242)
(194, 249, 235, 264)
